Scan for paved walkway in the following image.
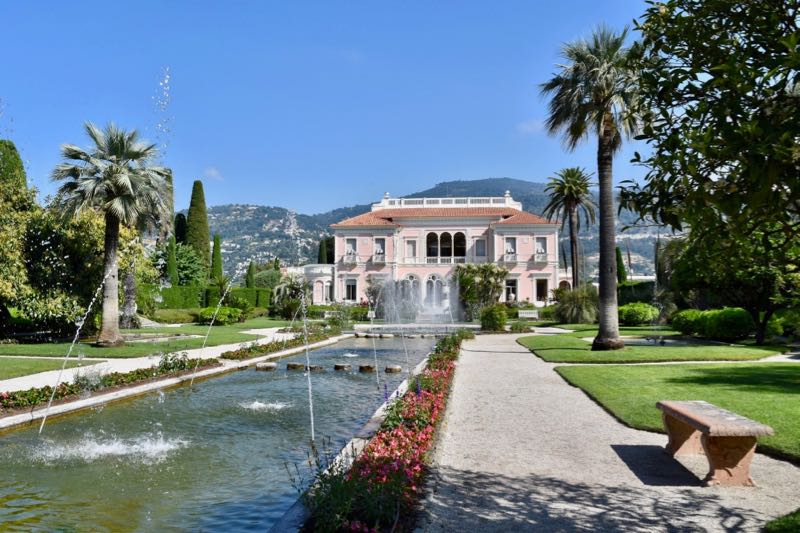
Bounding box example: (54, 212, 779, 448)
(0, 328, 294, 393)
(418, 334, 800, 532)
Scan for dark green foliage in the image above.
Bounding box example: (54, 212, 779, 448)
(0, 139, 27, 190)
(174, 243, 207, 285)
(349, 305, 369, 322)
(510, 321, 531, 333)
(624, 0, 800, 239)
(153, 308, 201, 323)
(615, 247, 627, 283)
(185, 180, 210, 269)
(197, 306, 243, 325)
(765, 509, 800, 533)
(317, 238, 328, 264)
(554, 284, 599, 324)
(245, 261, 256, 288)
(174, 213, 187, 243)
(618, 281, 656, 305)
(254, 268, 281, 290)
(775, 308, 800, 337)
(166, 236, 179, 286)
(205, 287, 269, 309)
(480, 305, 508, 331)
(211, 233, 223, 278)
(618, 303, 658, 326)
(138, 285, 205, 310)
(671, 309, 704, 335)
(221, 324, 338, 360)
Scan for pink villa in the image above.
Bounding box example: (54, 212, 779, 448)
(303, 192, 567, 308)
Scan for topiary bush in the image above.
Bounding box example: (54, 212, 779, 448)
(153, 308, 201, 324)
(480, 304, 507, 331)
(670, 309, 704, 335)
(197, 306, 242, 325)
(618, 303, 659, 326)
(702, 308, 754, 341)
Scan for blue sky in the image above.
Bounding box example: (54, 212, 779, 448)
(2, 0, 647, 213)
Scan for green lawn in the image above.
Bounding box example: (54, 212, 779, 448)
(765, 508, 800, 532)
(0, 317, 289, 359)
(0, 357, 101, 380)
(518, 325, 786, 363)
(555, 363, 800, 462)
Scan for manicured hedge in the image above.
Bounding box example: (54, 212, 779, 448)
(618, 303, 659, 326)
(670, 307, 755, 341)
(205, 287, 271, 308)
(138, 284, 205, 310)
(618, 281, 656, 305)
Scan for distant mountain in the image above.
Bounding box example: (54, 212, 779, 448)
(207, 177, 662, 278)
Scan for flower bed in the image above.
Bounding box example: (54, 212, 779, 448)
(301, 329, 473, 531)
(0, 352, 218, 413)
(220, 326, 341, 360)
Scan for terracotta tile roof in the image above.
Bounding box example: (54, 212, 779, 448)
(493, 211, 550, 225)
(331, 207, 552, 228)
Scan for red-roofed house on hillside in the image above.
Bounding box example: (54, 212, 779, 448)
(324, 191, 565, 307)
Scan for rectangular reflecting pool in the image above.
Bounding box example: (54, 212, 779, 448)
(0, 337, 434, 531)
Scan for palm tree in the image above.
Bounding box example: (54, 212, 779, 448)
(540, 26, 639, 351)
(52, 123, 171, 346)
(542, 167, 596, 290)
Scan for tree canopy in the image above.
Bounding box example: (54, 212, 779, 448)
(186, 180, 210, 270)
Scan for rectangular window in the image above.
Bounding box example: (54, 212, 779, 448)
(536, 279, 549, 302)
(345, 279, 357, 301)
(505, 237, 517, 254)
(345, 238, 357, 255)
(535, 237, 547, 254)
(406, 240, 417, 258)
(374, 238, 385, 255)
(474, 239, 486, 257)
(505, 279, 518, 302)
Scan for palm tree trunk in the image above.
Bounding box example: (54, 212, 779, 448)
(592, 115, 624, 351)
(96, 213, 124, 347)
(119, 260, 139, 329)
(568, 205, 580, 288)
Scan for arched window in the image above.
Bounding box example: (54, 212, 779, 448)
(440, 232, 452, 258)
(454, 232, 466, 257)
(426, 232, 439, 257)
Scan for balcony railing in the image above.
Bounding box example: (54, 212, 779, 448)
(343, 254, 358, 265)
(424, 256, 468, 265)
(503, 253, 518, 263)
(372, 254, 386, 264)
(532, 253, 549, 263)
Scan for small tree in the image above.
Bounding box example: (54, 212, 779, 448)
(245, 261, 256, 288)
(166, 236, 179, 286)
(454, 263, 509, 320)
(186, 180, 210, 270)
(174, 213, 187, 244)
(211, 233, 223, 279)
(317, 238, 328, 264)
(615, 247, 627, 283)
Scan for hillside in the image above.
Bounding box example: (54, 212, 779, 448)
(207, 177, 664, 278)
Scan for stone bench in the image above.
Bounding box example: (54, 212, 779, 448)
(656, 400, 774, 486)
(518, 309, 539, 319)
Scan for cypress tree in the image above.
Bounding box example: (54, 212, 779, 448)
(317, 238, 328, 264)
(615, 246, 627, 284)
(174, 213, 187, 243)
(245, 261, 256, 288)
(0, 139, 27, 190)
(326, 236, 335, 263)
(185, 180, 210, 269)
(166, 236, 179, 286)
(211, 233, 223, 279)
(273, 257, 280, 270)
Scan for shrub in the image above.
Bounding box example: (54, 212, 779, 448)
(197, 306, 242, 325)
(670, 309, 704, 335)
(226, 294, 253, 315)
(273, 298, 301, 320)
(776, 308, 800, 337)
(539, 305, 556, 320)
(349, 305, 370, 322)
(510, 321, 531, 333)
(325, 305, 351, 330)
(480, 305, 507, 331)
(701, 308, 754, 341)
(153, 308, 201, 324)
(618, 303, 659, 326)
(554, 284, 598, 324)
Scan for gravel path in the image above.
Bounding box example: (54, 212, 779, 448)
(418, 333, 800, 532)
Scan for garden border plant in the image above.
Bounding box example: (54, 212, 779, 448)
(219, 325, 342, 360)
(298, 329, 474, 531)
(0, 352, 219, 414)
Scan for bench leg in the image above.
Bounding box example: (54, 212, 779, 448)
(662, 413, 704, 456)
(701, 435, 757, 487)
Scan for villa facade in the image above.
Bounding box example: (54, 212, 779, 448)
(306, 192, 564, 307)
